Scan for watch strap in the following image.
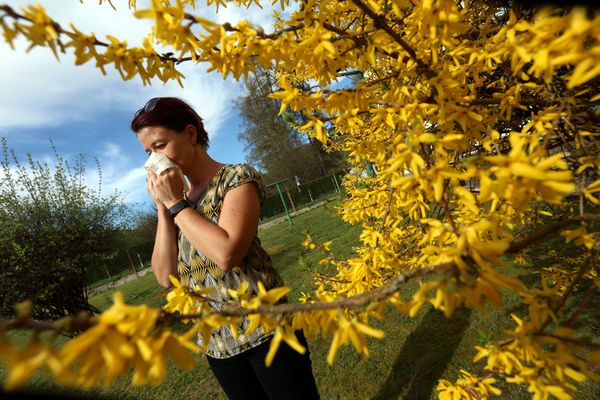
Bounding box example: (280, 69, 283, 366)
(168, 199, 191, 218)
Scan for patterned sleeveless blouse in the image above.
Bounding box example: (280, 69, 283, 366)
(176, 164, 285, 359)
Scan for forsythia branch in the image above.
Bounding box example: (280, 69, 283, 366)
(350, 0, 436, 78)
(506, 214, 600, 254)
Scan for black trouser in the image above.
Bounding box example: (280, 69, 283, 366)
(207, 331, 320, 400)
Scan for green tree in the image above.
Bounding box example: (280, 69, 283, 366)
(0, 139, 128, 320)
(236, 66, 345, 183)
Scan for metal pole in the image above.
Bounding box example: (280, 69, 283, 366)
(127, 250, 139, 278)
(276, 182, 293, 225)
(332, 173, 341, 194)
(285, 184, 296, 212)
(137, 253, 145, 270)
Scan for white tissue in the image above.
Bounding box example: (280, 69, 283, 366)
(144, 152, 190, 194)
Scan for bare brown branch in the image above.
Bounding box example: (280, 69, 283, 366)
(535, 333, 600, 350)
(0, 311, 94, 335)
(313, 273, 351, 284)
(565, 284, 597, 328)
(0, 265, 447, 335)
(506, 214, 600, 254)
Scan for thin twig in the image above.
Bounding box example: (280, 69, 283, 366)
(565, 253, 598, 327)
(506, 214, 600, 254)
(313, 273, 351, 284)
(535, 333, 600, 349)
(539, 256, 592, 332)
(381, 186, 395, 231)
(0, 5, 29, 21)
(349, 0, 436, 78)
(364, 71, 401, 87)
(0, 312, 94, 334)
(565, 284, 597, 328)
(441, 180, 458, 234)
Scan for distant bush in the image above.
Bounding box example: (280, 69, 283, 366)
(0, 139, 127, 319)
(85, 237, 154, 285)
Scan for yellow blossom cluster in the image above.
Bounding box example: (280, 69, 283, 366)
(437, 370, 501, 400)
(541, 263, 598, 296)
(472, 316, 593, 400)
(1, 1, 599, 398)
(0, 3, 184, 85)
(0, 293, 200, 390)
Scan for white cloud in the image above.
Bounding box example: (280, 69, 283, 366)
(0, 0, 288, 137)
(0, 1, 294, 204)
(0, 41, 127, 129)
(74, 141, 148, 204)
(100, 164, 149, 205)
(1, 141, 149, 205)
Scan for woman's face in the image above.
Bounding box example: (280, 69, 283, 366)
(137, 125, 196, 172)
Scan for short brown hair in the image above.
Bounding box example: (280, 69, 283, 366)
(130, 97, 209, 149)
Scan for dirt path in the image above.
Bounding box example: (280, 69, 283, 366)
(88, 268, 153, 297)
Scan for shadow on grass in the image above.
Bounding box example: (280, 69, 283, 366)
(503, 272, 540, 316)
(372, 306, 472, 400)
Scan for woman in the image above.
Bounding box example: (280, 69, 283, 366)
(131, 97, 319, 400)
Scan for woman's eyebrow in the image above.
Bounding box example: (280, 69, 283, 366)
(144, 141, 160, 152)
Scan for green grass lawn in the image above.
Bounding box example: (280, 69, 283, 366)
(2, 201, 600, 399)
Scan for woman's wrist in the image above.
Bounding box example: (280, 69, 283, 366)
(163, 197, 184, 210)
(157, 205, 171, 218)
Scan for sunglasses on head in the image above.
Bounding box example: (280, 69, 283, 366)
(134, 97, 161, 118)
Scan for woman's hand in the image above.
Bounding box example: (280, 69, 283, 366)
(147, 169, 185, 208)
(146, 172, 163, 208)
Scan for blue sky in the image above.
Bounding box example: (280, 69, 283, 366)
(0, 1, 285, 206)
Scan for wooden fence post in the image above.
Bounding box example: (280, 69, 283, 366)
(127, 250, 139, 277)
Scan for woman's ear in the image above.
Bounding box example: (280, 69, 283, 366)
(185, 124, 197, 145)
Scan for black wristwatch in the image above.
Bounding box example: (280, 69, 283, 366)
(168, 199, 191, 218)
